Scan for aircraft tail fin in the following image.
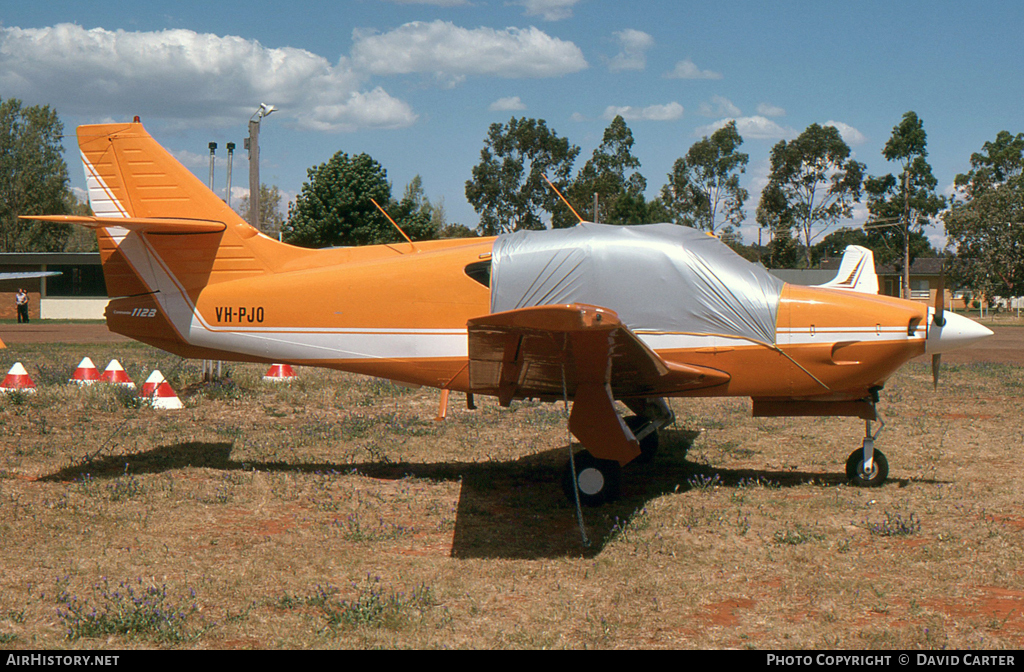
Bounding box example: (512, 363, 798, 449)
(818, 245, 878, 294)
(24, 120, 309, 357)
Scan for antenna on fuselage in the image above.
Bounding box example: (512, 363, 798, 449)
(370, 198, 417, 253)
(541, 174, 585, 225)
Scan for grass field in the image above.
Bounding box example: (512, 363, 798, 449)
(1, 340, 1023, 649)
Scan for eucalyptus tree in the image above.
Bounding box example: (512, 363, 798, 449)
(946, 131, 1024, 301)
(865, 112, 945, 297)
(661, 120, 748, 238)
(757, 123, 865, 268)
(0, 98, 74, 252)
(465, 117, 580, 235)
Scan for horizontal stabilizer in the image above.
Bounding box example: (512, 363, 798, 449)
(20, 215, 226, 234)
(0, 271, 62, 280)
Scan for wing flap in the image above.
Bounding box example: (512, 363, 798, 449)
(467, 303, 729, 402)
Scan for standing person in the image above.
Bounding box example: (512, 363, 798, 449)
(15, 288, 29, 323)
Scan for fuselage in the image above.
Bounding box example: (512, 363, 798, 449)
(105, 231, 936, 404)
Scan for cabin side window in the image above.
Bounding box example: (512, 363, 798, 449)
(464, 260, 491, 288)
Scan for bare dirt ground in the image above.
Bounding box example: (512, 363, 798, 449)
(0, 321, 1022, 649)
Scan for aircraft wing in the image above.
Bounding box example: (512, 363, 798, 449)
(467, 303, 730, 405)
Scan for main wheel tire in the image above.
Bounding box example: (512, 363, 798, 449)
(845, 448, 889, 487)
(562, 450, 621, 507)
(624, 415, 659, 464)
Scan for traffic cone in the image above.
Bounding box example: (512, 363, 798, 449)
(139, 370, 183, 410)
(70, 357, 101, 385)
(263, 363, 296, 382)
(1, 362, 36, 393)
(100, 359, 135, 388)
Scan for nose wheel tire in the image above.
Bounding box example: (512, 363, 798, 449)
(845, 448, 888, 487)
(563, 450, 621, 507)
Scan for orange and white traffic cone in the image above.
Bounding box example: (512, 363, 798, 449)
(100, 359, 135, 388)
(70, 357, 101, 385)
(139, 370, 183, 410)
(263, 363, 296, 382)
(1, 362, 36, 393)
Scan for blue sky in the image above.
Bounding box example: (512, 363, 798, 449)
(2, 0, 1022, 247)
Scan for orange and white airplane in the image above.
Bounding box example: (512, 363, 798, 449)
(26, 120, 992, 505)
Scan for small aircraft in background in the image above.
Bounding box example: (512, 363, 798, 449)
(25, 121, 992, 505)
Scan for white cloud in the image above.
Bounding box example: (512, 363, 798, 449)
(664, 58, 721, 80)
(824, 120, 867, 146)
(695, 116, 796, 140)
(608, 29, 654, 72)
(0, 24, 417, 132)
(603, 102, 683, 122)
(570, 112, 588, 122)
(350, 21, 587, 80)
(756, 102, 786, 117)
(698, 95, 740, 118)
(515, 0, 581, 21)
(489, 96, 526, 111)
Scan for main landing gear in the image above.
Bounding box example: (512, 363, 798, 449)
(562, 399, 673, 506)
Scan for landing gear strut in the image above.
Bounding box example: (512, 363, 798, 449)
(846, 415, 888, 487)
(562, 398, 673, 506)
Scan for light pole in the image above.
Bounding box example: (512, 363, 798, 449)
(245, 103, 275, 231)
(225, 142, 235, 208)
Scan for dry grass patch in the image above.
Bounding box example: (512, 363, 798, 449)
(1, 342, 1023, 648)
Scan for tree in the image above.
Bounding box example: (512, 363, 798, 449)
(560, 115, 647, 227)
(946, 131, 1024, 299)
(945, 174, 1024, 300)
(866, 112, 945, 297)
(236, 184, 286, 237)
(465, 117, 580, 235)
(0, 98, 74, 252)
(660, 120, 749, 237)
(286, 152, 412, 248)
(953, 130, 1024, 199)
(757, 123, 865, 268)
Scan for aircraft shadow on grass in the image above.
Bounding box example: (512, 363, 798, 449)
(39, 428, 943, 560)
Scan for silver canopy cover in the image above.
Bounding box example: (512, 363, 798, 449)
(490, 223, 784, 345)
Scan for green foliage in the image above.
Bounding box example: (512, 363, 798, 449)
(0, 98, 75, 252)
(946, 130, 1024, 298)
(465, 117, 580, 235)
(56, 578, 203, 643)
(757, 123, 865, 268)
(286, 153, 437, 247)
(559, 115, 648, 227)
(812, 225, 935, 268)
(661, 120, 749, 236)
(954, 130, 1024, 199)
(236, 183, 286, 235)
(945, 173, 1024, 297)
(865, 112, 945, 294)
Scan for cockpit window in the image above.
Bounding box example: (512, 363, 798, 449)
(464, 260, 491, 287)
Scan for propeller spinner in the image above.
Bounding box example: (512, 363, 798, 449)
(925, 266, 993, 387)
